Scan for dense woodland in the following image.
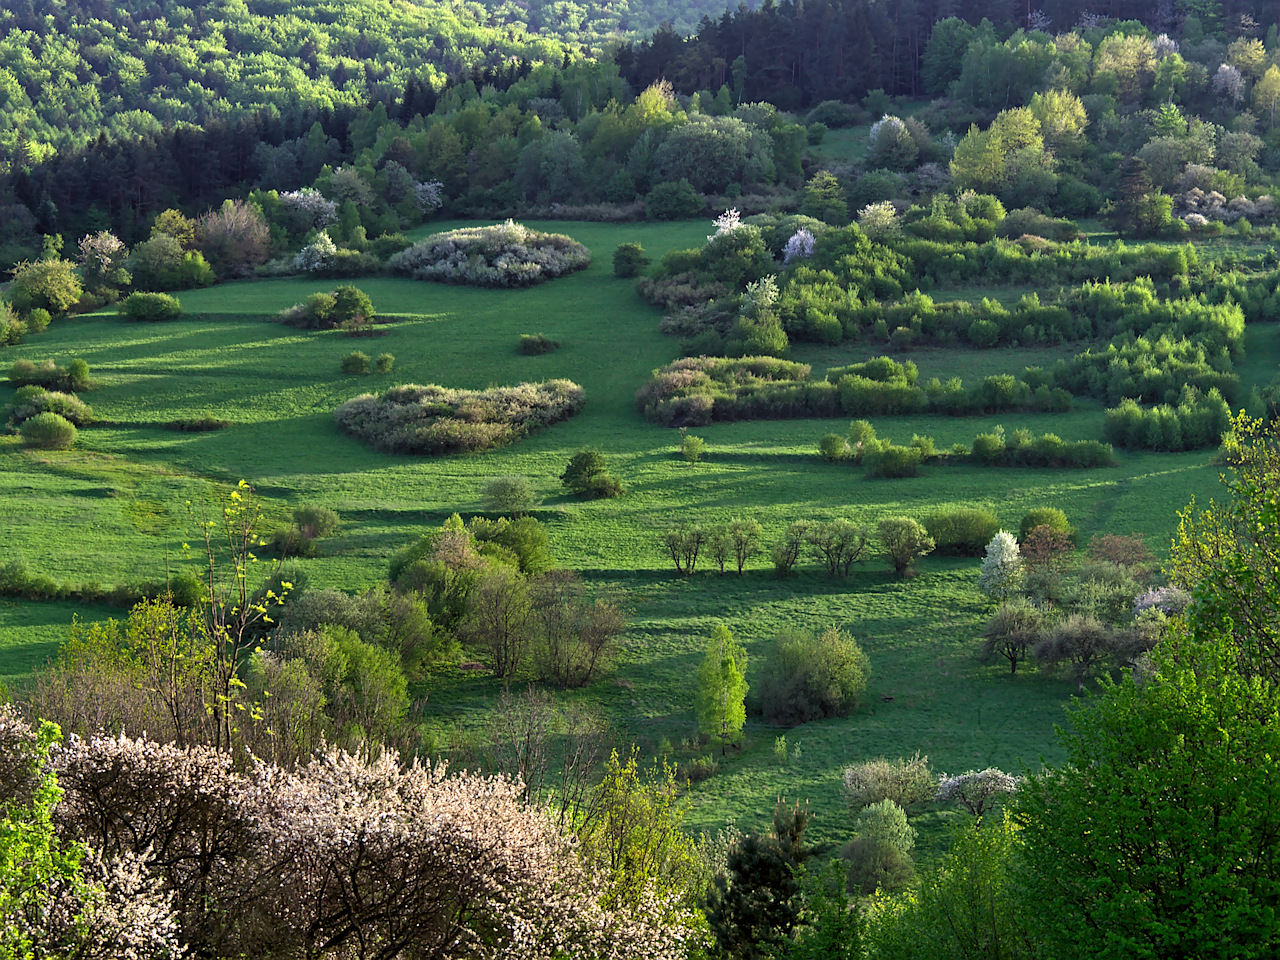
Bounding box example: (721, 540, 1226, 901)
(5, 0, 1280, 958)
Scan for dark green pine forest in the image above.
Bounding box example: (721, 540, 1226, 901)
(3, 1, 1280, 958)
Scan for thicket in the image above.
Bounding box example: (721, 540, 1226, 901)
(334, 379, 585, 454)
(637, 355, 1072, 428)
(8, 358, 91, 392)
(758, 627, 871, 726)
(118, 292, 182, 322)
(1104, 388, 1233, 451)
(5, 386, 94, 428)
(387, 221, 591, 287)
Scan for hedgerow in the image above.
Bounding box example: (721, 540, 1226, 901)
(1103, 387, 1232, 451)
(335, 379, 585, 454)
(5, 386, 94, 427)
(387, 220, 590, 287)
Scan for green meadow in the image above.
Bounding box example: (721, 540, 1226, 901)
(1, 217, 1268, 849)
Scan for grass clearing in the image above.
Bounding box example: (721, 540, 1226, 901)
(0, 217, 1253, 851)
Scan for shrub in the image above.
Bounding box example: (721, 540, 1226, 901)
(337, 380, 586, 455)
(771, 521, 809, 577)
(645, 179, 705, 220)
(294, 506, 340, 539)
(925, 508, 1001, 556)
(20, 412, 77, 449)
(332, 285, 376, 334)
(560, 448, 623, 498)
(683, 755, 720, 783)
(680, 432, 707, 464)
(8, 358, 91, 392)
(980, 599, 1044, 675)
(819, 433, 852, 461)
(843, 754, 935, 810)
(484, 476, 538, 516)
(278, 291, 339, 330)
(119, 291, 182, 321)
(759, 627, 871, 725)
(163, 415, 230, 432)
(5, 389, 94, 427)
(613, 242, 651, 278)
(341, 351, 372, 374)
(7, 258, 82, 315)
(387, 220, 590, 287)
(878, 516, 935, 576)
(374, 353, 395, 373)
(1019, 507, 1073, 542)
(863, 444, 922, 479)
(519, 334, 560, 355)
(26, 308, 51, 332)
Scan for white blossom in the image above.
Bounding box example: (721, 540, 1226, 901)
(935, 768, 1020, 816)
(708, 208, 742, 241)
(782, 228, 815, 264)
(978, 531, 1023, 601)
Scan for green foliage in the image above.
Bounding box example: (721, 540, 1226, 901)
(877, 516, 935, 576)
(708, 801, 813, 960)
(19, 412, 77, 450)
(119, 291, 182, 322)
(646, 180, 705, 221)
(697, 623, 748, 755)
(483, 475, 538, 516)
(374, 353, 395, 373)
(389, 222, 590, 287)
(341, 351, 372, 374)
(1104, 388, 1232, 451)
(337, 380, 585, 454)
(613, 242, 652, 278)
(560, 448, 622, 498)
(518, 333, 561, 355)
(925, 508, 1000, 556)
(759, 627, 871, 726)
(331, 285, 376, 334)
(7, 259, 82, 316)
(1018, 507, 1073, 542)
(1018, 637, 1280, 959)
(679, 431, 706, 464)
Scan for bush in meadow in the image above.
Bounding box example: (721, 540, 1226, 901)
(387, 220, 590, 287)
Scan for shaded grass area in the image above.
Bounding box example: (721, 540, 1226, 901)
(0, 217, 1261, 851)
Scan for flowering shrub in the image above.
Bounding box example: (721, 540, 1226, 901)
(35, 723, 692, 960)
(935, 768, 1020, 816)
(1134, 584, 1191, 616)
(636, 356, 824, 426)
(293, 230, 337, 273)
(781, 228, 815, 264)
(387, 220, 590, 287)
(278, 188, 337, 230)
(335, 379, 586, 454)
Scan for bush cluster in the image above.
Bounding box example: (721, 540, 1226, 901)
(519, 333, 561, 355)
(119, 291, 182, 321)
(163, 415, 230, 432)
(8, 357, 91, 392)
(925, 508, 1000, 556)
(561, 449, 623, 498)
(335, 379, 585, 455)
(1103, 387, 1232, 451)
(279, 286, 378, 332)
(759, 627, 871, 726)
(272, 505, 341, 558)
(387, 220, 590, 287)
(5, 386, 94, 427)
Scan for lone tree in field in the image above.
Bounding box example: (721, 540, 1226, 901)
(697, 623, 748, 756)
(878, 517, 935, 577)
(978, 531, 1023, 601)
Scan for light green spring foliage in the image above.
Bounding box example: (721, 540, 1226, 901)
(0, 720, 94, 957)
(865, 814, 1031, 960)
(696, 623, 748, 755)
(854, 799, 915, 855)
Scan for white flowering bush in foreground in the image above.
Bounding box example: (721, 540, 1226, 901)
(387, 220, 590, 287)
(336, 379, 586, 454)
(25, 718, 692, 960)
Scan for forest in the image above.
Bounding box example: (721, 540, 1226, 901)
(3, 0, 1280, 958)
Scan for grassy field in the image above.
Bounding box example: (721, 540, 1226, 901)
(1, 217, 1270, 851)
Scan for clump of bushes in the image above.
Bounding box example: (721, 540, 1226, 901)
(20, 411, 77, 449)
(335, 380, 586, 455)
(375, 353, 394, 373)
(5, 386, 94, 427)
(341, 351, 372, 374)
(758, 627, 871, 726)
(273, 505, 341, 557)
(925, 508, 1000, 556)
(1103, 387, 1232, 451)
(163, 415, 230, 432)
(387, 220, 590, 287)
(1020, 507, 1074, 543)
(119, 291, 182, 321)
(9, 358, 91, 392)
(561, 448, 623, 499)
(278, 286, 378, 332)
(637, 356, 832, 426)
(519, 334, 560, 355)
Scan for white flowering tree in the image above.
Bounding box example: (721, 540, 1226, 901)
(279, 188, 338, 230)
(293, 230, 337, 273)
(858, 201, 900, 239)
(707, 208, 742, 241)
(978, 531, 1023, 601)
(782, 228, 815, 264)
(935, 768, 1020, 817)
